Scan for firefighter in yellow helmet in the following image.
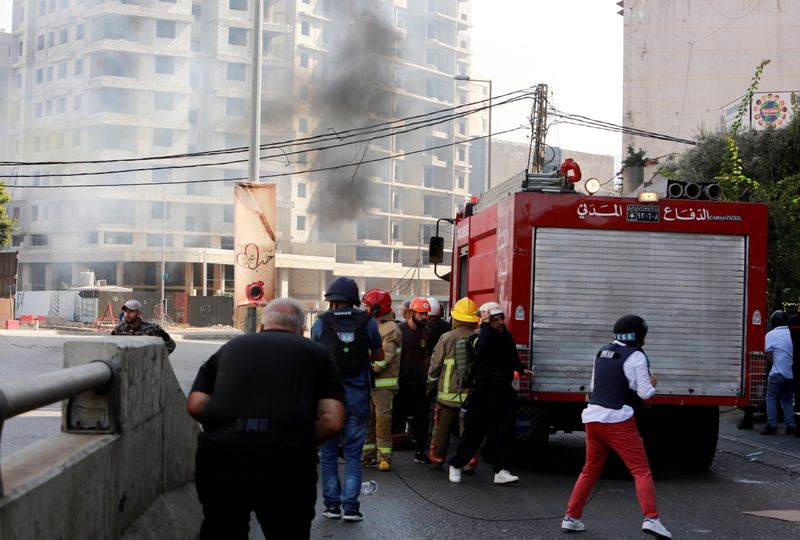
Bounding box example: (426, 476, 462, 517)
(427, 297, 480, 472)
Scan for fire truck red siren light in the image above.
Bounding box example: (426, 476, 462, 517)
(559, 158, 582, 183)
(245, 281, 265, 304)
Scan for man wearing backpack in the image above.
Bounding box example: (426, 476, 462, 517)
(312, 277, 384, 523)
(427, 297, 481, 471)
(448, 302, 533, 485)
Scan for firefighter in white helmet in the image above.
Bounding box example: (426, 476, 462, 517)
(448, 302, 533, 485)
(427, 297, 480, 472)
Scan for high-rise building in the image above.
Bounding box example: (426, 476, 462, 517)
(2, 0, 479, 311)
(0, 30, 11, 160)
(622, 0, 800, 177)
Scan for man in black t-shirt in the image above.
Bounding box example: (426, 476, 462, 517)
(394, 297, 433, 464)
(187, 298, 346, 540)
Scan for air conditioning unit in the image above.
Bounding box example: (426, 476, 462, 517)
(96, 279, 107, 287)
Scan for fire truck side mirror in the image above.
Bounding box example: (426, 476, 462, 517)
(429, 236, 445, 264)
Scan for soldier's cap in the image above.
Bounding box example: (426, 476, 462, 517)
(122, 299, 142, 311)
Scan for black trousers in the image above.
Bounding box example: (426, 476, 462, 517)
(449, 382, 517, 473)
(195, 433, 316, 539)
(393, 384, 430, 453)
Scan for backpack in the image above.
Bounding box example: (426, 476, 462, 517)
(454, 333, 479, 389)
(318, 309, 373, 377)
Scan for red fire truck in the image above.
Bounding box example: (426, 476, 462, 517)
(430, 170, 769, 469)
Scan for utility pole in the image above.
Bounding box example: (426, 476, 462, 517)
(160, 183, 167, 326)
(244, 0, 264, 334)
(530, 84, 548, 173)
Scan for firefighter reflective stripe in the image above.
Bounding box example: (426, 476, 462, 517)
(437, 391, 465, 404)
(377, 447, 392, 458)
(373, 359, 388, 369)
(427, 376, 439, 384)
(443, 357, 455, 389)
(362, 443, 376, 451)
(375, 377, 398, 388)
(436, 357, 462, 403)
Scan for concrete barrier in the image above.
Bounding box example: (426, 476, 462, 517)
(0, 337, 200, 539)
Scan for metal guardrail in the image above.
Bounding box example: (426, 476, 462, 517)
(0, 361, 113, 498)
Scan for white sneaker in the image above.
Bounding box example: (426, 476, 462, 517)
(561, 516, 586, 532)
(449, 466, 462, 483)
(493, 469, 520, 484)
(642, 518, 672, 539)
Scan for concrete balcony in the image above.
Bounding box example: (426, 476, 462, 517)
(424, 153, 448, 168)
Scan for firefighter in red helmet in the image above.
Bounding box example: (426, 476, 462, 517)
(361, 288, 402, 471)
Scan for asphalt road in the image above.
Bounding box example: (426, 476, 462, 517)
(2, 331, 800, 539)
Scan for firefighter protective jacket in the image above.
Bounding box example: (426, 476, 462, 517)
(427, 322, 476, 407)
(372, 313, 402, 390)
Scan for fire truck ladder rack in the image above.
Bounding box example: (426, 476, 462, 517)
(473, 171, 574, 213)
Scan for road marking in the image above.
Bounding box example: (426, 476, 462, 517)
(18, 410, 61, 418)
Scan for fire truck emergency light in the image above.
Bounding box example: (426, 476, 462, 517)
(638, 192, 659, 203)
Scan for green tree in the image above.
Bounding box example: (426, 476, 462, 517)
(0, 183, 14, 247)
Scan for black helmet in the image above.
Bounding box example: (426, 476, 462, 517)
(324, 277, 360, 305)
(770, 310, 788, 329)
(613, 315, 648, 346)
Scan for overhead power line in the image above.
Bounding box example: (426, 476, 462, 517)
(548, 108, 697, 146)
(4, 126, 527, 189)
(3, 93, 532, 179)
(0, 87, 533, 168)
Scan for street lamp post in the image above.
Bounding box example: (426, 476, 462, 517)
(454, 75, 492, 191)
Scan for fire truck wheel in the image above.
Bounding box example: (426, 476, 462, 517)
(639, 405, 719, 471)
(512, 406, 550, 461)
(683, 405, 719, 471)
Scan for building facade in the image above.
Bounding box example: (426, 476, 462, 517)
(2, 0, 480, 312)
(622, 0, 800, 184)
(0, 31, 11, 161)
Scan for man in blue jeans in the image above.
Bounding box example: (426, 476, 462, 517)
(762, 310, 796, 435)
(312, 277, 384, 522)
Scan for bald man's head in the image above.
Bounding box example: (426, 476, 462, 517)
(259, 298, 306, 334)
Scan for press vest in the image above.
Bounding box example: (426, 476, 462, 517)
(588, 343, 639, 410)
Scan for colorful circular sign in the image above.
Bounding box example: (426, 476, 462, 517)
(753, 93, 788, 127)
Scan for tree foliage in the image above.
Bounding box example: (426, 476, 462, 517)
(661, 83, 800, 310)
(0, 183, 14, 247)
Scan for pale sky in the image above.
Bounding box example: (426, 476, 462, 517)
(0, 0, 623, 158)
(470, 0, 623, 158)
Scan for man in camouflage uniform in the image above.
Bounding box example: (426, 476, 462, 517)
(111, 299, 176, 354)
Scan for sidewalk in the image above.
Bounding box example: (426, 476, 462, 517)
(171, 327, 242, 341)
(0, 325, 242, 340)
(718, 407, 800, 472)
